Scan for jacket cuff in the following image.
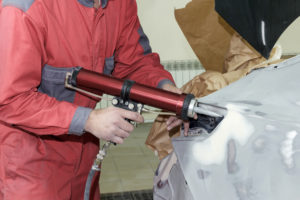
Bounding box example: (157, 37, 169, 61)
(157, 79, 175, 89)
(69, 107, 92, 136)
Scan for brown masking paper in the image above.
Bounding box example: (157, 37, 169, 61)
(174, 0, 234, 72)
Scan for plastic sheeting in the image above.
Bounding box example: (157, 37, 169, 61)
(163, 55, 300, 200)
(215, 0, 300, 58)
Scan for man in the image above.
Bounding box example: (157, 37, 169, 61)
(0, 0, 182, 199)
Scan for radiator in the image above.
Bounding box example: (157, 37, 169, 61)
(161, 59, 204, 88)
(97, 59, 205, 109)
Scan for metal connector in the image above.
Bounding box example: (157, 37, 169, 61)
(192, 100, 227, 118)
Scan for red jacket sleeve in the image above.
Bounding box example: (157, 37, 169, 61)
(0, 7, 80, 136)
(113, 0, 175, 88)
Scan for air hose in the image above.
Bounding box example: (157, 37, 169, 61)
(84, 142, 113, 200)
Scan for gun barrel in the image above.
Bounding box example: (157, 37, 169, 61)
(71, 68, 194, 120)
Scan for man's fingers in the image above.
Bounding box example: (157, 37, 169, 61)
(114, 127, 130, 139)
(183, 122, 190, 136)
(166, 115, 190, 136)
(194, 113, 198, 120)
(106, 126, 130, 144)
(166, 116, 177, 126)
(167, 119, 182, 131)
(118, 119, 134, 133)
(120, 109, 144, 123)
(161, 84, 182, 94)
(110, 136, 124, 144)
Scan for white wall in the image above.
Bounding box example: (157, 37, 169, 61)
(277, 17, 300, 55)
(136, 0, 197, 62)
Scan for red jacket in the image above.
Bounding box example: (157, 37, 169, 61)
(0, 0, 174, 199)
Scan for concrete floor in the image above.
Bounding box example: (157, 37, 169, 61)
(99, 120, 160, 194)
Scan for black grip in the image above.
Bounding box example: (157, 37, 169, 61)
(120, 80, 135, 101)
(181, 93, 195, 121)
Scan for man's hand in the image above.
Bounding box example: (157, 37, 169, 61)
(161, 83, 182, 94)
(84, 107, 144, 144)
(161, 83, 194, 136)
